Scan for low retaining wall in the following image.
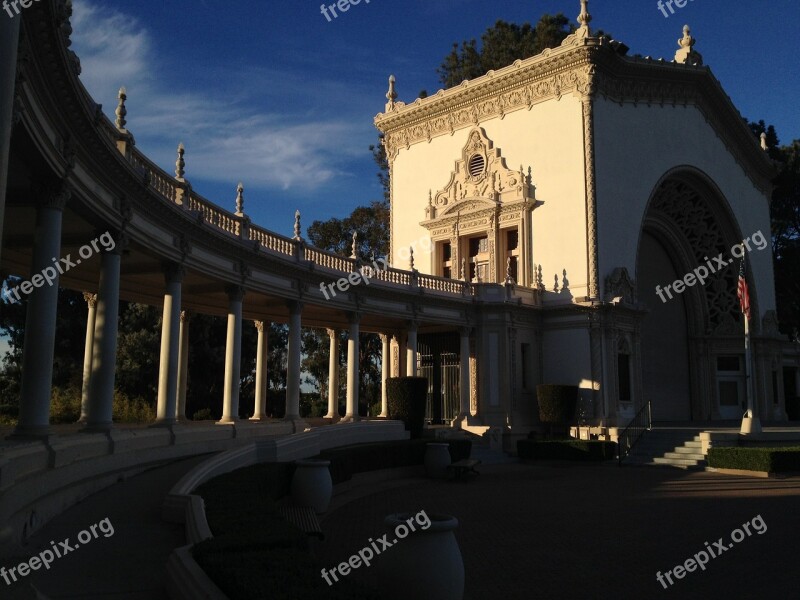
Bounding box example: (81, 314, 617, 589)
(162, 420, 409, 600)
(0, 421, 293, 558)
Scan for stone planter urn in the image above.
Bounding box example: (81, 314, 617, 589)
(290, 459, 332, 514)
(380, 513, 464, 600)
(424, 442, 451, 479)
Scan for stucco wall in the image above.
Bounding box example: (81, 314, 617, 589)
(390, 94, 589, 296)
(593, 98, 776, 317)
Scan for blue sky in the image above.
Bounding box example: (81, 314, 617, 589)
(70, 0, 799, 235)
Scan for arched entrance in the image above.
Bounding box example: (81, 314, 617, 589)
(636, 170, 748, 422)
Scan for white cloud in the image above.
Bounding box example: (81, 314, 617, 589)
(69, 1, 369, 192)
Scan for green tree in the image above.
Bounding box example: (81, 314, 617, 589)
(750, 120, 800, 337)
(437, 16, 576, 88)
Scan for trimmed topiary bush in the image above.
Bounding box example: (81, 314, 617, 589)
(387, 377, 428, 438)
(517, 439, 616, 461)
(536, 384, 578, 437)
(707, 446, 800, 473)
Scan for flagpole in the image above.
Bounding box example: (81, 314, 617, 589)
(739, 260, 761, 435)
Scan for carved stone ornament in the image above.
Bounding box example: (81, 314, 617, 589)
(421, 127, 534, 231)
(605, 267, 636, 304)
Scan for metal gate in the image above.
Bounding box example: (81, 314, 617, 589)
(418, 333, 460, 424)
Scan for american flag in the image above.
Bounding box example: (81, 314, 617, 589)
(737, 261, 751, 321)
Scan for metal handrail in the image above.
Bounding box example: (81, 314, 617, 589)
(617, 399, 652, 466)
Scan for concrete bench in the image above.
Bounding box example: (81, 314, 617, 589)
(447, 459, 481, 481)
(278, 505, 325, 540)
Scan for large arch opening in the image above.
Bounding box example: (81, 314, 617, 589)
(635, 169, 749, 422)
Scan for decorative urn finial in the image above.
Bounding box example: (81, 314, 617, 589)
(115, 86, 127, 130)
(350, 231, 358, 259)
(385, 75, 398, 111)
(235, 182, 244, 216)
(293, 210, 302, 240)
(175, 143, 185, 179)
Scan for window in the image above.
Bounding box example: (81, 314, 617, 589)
(468, 154, 485, 178)
(717, 356, 741, 372)
(618, 353, 632, 402)
(521, 343, 530, 390)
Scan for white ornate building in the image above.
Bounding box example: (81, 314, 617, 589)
(375, 2, 798, 430)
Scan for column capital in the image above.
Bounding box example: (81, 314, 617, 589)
(287, 299, 303, 315)
(460, 326, 472, 337)
(379, 333, 389, 343)
(83, 292, 97, 308)
(33, 180, 71, 211)
(326, 327, 338, 339)
(225, 284, 246, 302)
(254, 320, 265, 332)
(163, 261, 186, 284)
(180, 310, 191, 323)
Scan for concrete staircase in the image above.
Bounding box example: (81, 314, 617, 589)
(623, 428, 707, 469)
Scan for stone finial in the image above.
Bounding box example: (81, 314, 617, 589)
(554, 273, 560, 293)
(425, 190, 436, 219)
(115, 86, 127, 130)
(536, 264, 545, 291)
(675, 25, 703, 65)
(350, 231, 358, 259)
(760, 132, 768, 151)
(385, 75, 398, 111)
(293, 210, 302, 240)
(409, 246, 415, 271)
(175, 143, 185, 179)
(235, 182, 244, 216)
(577, 0, 592, 34)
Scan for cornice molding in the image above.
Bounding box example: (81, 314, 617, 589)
(374, 41, 775, 196)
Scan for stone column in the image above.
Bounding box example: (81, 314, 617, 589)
(379, 334, 390, 417)
(155, 263, 184, 426)
(218, 286, 245, 424)
(250, 320, 268, 421)
(12, 187, 69, 438)
(175, 311, 190, 421)
(325, 328, 339, 420)
(285, 301, 303, 422)
(78, 293, 97, 423)
(0, 15, 20, 267)
(456, 327, 472, 426)
(84, 237, 124, 433)
(406, 321, 418, 377)
(343, 313, 360, 422)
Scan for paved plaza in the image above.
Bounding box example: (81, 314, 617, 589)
(3, 455, 799, 599)
(316, 462, 800, 599)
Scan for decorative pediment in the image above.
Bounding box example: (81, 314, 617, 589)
(423, 128, 534, 221)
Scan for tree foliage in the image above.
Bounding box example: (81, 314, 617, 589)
(437, 16, 575, 88)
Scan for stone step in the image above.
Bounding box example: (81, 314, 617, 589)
(652, 456, 707, 468)
(670, 444, 703, 453)
(662, 451, 706, 461)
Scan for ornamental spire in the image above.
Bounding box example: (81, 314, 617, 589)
(577, 0, 591, 34)
(115, 87, 127, 130)
(175, 143, 185, 179)
(293, 210, 302, 240)
(385, 75, 397, 111)
(350, 231, 358, 259)
(235, 182, 244, 216)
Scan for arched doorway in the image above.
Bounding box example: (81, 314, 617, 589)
(636, 170, 748, 422)
(637, 231, 693, 420)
